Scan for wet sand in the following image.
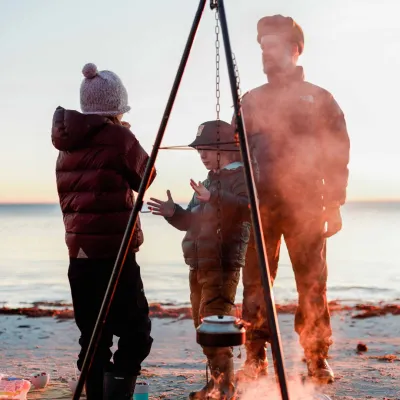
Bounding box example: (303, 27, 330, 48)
(1, 302, 399, 399)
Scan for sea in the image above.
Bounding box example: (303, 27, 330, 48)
(0, 202, 399, 308)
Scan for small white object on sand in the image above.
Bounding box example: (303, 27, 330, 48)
(31, 372, 49, 389)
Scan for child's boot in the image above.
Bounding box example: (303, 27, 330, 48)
(218, 357, 236, 399)
(236, 340, 268, 382)
(188, 358, 216, 400)
(103, 372, 137, 399)
(189, 356, 236, 400)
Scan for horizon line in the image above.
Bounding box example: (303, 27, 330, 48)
(1, 198, 400, 206)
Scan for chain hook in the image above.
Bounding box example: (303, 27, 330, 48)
(210, 0, 218, 10)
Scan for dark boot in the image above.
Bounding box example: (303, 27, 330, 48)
(84, 368, 104, 400)
(236, 340, 268, 382)
(218, 357, 236, 399)
(189, 356, 236, 400)
(103, 372, 137, 399)
(306, 358, 334, 383)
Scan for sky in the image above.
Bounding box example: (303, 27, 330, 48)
(0, 0, 399, 204)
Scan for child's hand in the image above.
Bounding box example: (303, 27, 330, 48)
(190, 179, 211, 202)
(147, 190, 175, 217)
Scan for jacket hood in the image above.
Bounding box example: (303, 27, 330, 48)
(51, 106, 109, 151)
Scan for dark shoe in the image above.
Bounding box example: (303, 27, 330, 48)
(307, 358, 334, 383)
(103, 372, 137, 399)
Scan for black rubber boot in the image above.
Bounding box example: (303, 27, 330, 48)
(103, 372, 137, 399)
(84, 368, 104, 400)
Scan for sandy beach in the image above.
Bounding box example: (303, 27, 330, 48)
(1, 302, 399, 399)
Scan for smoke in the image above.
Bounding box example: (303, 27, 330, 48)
(233, 332, 333, 400)
(238, 375, 328, 400)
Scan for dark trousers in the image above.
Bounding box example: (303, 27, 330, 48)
(68, 255, 153, 376)
(189, 268, 240, 361)
(242, 204, 332, 359)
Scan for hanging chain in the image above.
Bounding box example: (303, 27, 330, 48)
(232, 52, 242, 100)
(232, 51, 241, 147)
(215, 11, 220, 122)
(205, 1, 237, 311)
(214, 5, 223, 280)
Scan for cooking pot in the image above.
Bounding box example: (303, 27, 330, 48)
(196, 315, 246, 347)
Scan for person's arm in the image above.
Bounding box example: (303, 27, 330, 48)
(122, 130, 156, 192)
(165, 194, 197, 231)
(320, 94, 350, 208)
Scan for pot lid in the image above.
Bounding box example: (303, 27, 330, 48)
(202, 315, 238, 324)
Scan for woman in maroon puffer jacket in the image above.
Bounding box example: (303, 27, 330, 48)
(51, 63, 156, 400)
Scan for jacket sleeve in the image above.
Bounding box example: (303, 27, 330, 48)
(122, 131, 156, 192)
(209, 172, 249, 216)
(320, 94, 350, 207)
(165, 195, 196, 231)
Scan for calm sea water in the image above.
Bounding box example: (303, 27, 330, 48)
(0, 202, 399, 308)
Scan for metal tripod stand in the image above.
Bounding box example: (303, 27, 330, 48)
(72, 1, 290, 399)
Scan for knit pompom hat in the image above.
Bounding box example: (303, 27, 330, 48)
(80, 63, 131, 116)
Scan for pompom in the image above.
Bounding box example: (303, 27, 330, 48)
(82, 63, 98, 79)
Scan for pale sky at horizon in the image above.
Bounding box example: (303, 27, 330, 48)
(0, 0, 399, 204)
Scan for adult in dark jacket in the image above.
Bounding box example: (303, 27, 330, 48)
(51, 63, 156, 399)
(148, 121, 250, 399)
(234, 16, 350, 383)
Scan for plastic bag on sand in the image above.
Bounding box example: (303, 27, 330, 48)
(0, 378, 31, 400)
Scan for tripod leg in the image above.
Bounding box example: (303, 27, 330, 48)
(216, 1, 291, 399)
(71, 1, 208, 398)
